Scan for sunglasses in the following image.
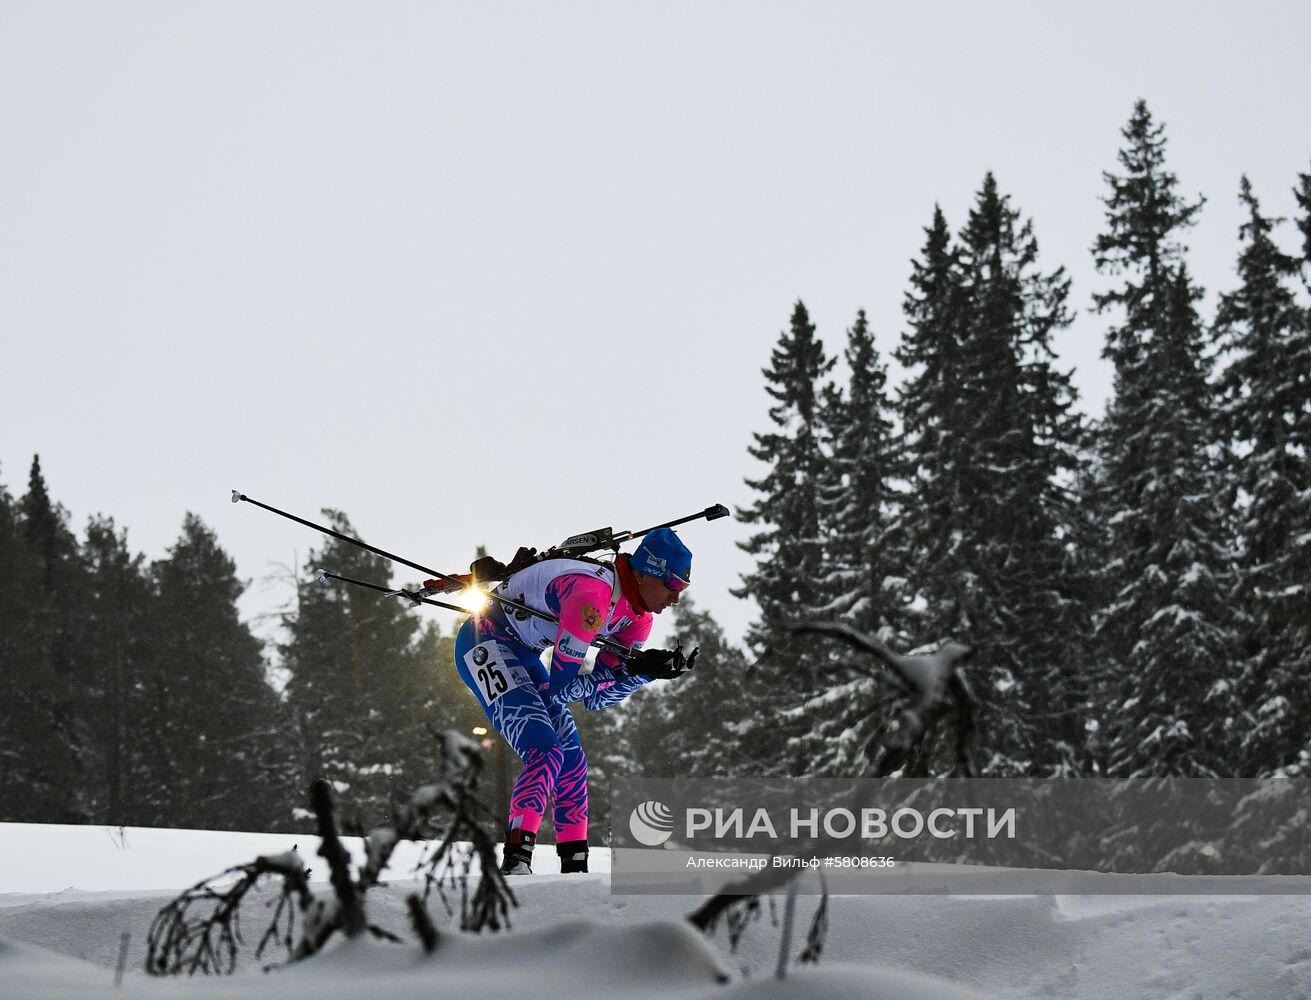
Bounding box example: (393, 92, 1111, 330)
(663, 574, 689, 593)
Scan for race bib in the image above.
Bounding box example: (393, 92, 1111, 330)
(463, 642, 531, 708)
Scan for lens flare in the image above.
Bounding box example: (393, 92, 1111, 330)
(457, 586, 490, 613)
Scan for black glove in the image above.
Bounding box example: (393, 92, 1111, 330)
(628, 643, 699, 680)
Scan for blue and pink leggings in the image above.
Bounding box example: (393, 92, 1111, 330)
(454, 615, 588, 842)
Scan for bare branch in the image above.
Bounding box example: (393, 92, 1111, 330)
(309, 778, 365, 939)
(146, 731, 516, 976)
(146, 850, 311, 976)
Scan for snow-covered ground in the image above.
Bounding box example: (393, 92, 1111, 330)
(2, 822, 1309, 999)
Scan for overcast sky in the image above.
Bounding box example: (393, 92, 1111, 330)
(3, 1, 1309, 649)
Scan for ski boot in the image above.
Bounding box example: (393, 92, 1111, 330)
(499, 829, 535, 876)
(557, 839, 588, 874)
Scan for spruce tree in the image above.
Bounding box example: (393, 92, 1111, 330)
(1090, 101, 1240, 777)
(79, 517, 152, 825)
(144, 514, 285, 830)
(895, 206, 971, 637)
(957, 173, 1089, 774)
(280, 512, 442, 832)
(790, 312, 909, 775)
(1217, 175, 1311, 773)
(1296, 163, 1311, 263)
(0, 467, 47, 820)
(1290, 164, 1311, 772)
(816, 310, 906, 633)
(737, 301, 835, 637)
(14, 456, 86, 820)
(896, 182, 1088, 775)
(733, 301, 834, 773)
(893, 206, 976, 771)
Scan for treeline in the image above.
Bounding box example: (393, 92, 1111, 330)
(0, 468, 485, 833)
(3, 99, 1308, 838)
(584, 100, 1311, 803)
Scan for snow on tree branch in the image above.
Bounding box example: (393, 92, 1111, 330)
(145, 730, 516, 976)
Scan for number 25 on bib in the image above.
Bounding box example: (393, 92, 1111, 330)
(463, 642, 530, 708)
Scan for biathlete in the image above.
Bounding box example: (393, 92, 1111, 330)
(453, 527, 697, 875)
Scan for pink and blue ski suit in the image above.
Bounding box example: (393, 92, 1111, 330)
(453, 558, 652, 843)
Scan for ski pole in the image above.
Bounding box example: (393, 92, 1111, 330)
(315, 569, 635, 658)
(233, 488, 515, 601)
(233, 491, 446, 581)
(231, 491, 619, 646)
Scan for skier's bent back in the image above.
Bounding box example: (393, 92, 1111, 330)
(453, 527, 695, 875)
